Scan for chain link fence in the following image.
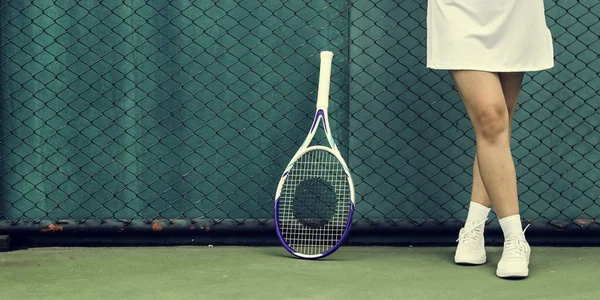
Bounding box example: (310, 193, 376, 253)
(0, 1, 598, 244)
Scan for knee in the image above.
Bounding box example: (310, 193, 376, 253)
(472, 106, 509, 142)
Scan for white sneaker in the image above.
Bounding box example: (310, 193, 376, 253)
(496, 225, 531, 278)
(454, 219, 487, 265)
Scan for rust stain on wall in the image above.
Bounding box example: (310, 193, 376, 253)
(41, 224, 64, 233)
(152, 223, 163, 231)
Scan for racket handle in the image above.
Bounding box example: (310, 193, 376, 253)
(316, 51, 334, 109)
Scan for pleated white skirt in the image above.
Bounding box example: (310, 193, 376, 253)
(426, 0, 554, 72)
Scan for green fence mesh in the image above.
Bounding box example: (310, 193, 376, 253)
(0, 1, 598, 241)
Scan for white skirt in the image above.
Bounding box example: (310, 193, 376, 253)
(426, 0, 554, 72)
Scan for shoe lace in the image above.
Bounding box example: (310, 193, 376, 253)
(456, 218, 487, 246)
(503, 224, 531, 259)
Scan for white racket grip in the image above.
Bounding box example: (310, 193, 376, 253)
(316, 51, 334, 109)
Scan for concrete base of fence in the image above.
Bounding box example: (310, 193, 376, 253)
(0, 235, 10, 251)
(1, 218, 599, 248)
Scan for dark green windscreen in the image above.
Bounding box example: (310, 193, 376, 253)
(0, 1, 597, 229)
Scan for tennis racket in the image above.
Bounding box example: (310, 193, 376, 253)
(274, 51, 355, 259)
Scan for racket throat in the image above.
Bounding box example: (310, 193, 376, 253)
(310, 109, 328, 134)
(306, 109, 335, 148)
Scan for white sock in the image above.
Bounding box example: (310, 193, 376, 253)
(465, 201, 491, 227)
(499, 214, 523, 239)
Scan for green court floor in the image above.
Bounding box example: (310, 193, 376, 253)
(1, 246, 598, 300)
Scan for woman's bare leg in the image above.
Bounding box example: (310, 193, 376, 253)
(470, 72, 524, 209)
(451, 70, 519, 218)
(451, 70, 530, 278)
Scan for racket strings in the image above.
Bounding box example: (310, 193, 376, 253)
(278, 149, 351, 256)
